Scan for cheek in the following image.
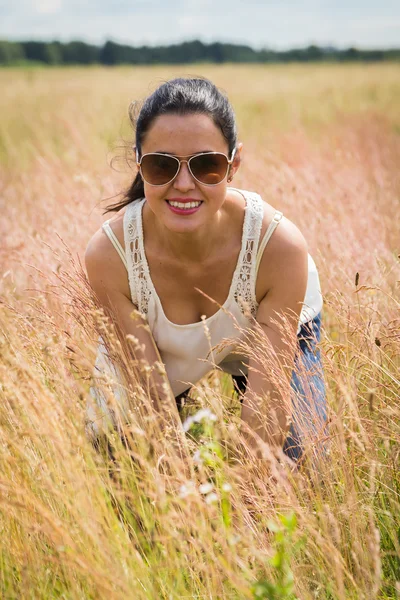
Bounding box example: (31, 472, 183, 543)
(143, 184, 166, 199)
(204, 185, 228, 206)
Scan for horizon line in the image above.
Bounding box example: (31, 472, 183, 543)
(2, 37, 400, 53)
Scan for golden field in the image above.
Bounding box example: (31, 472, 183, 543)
(0, 63, 399, 599)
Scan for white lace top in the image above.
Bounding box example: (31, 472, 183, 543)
(91, 189, 323, 402)
(126, 191, 265, 319)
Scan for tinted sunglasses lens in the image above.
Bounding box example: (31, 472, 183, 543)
(140, 154, 179, 185)
(190, 154, 228, 184)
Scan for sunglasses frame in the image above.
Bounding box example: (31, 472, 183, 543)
(136, 148, 237, 187)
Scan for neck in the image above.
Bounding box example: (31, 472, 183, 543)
(146, 208, 226, 264)
(163, 220, 225, 263)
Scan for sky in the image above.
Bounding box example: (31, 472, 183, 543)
(1, 0, 400, 50)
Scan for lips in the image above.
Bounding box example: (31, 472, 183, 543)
(167, 197, 202, 204)
(166, 198, 203, 215)
(168, 200, 202, 209)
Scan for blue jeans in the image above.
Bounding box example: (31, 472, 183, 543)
(286, 311, 327, 460)
(230, 311, 327, 461)
(175, 311, 327, 462)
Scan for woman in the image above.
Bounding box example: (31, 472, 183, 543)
(85, 77, 327, 462)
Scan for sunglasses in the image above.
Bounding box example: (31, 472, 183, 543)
(136, 148, 237, 187)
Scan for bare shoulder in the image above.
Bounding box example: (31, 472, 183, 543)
(255, 203, 308, 303)
(84, 209, 130, 302)
(261, 204, 308, 253)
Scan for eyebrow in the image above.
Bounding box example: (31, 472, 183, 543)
(152, 150, 216, 157)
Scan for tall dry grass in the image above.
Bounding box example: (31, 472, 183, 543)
(0, 63, 399, 599)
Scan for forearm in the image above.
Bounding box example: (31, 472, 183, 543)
(238, 314, 299, 459)
(113, 332, 188, 462)
(122, 331, 177, 416)
(99, 308, 178, 423)
(138, 357, 176, 415)
(86, 266, 181, 439)
(239, 374, 292, 457)
(103, 330, 190, 466)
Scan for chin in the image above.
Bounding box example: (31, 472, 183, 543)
(164, 215, 204, 234)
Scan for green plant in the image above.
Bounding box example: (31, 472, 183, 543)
(251, 513, 304, 600)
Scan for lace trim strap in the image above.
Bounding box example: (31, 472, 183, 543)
(102, 221, 128, 270)
(231, 191, 264, 315)
(255, 210, 283, 276)
(123, 199, 152, 314)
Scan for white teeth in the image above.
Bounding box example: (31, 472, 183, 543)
(169, 201, 201, 209)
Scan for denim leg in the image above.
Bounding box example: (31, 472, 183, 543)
(233, 311, 327, 462)
(283, 311, 327, 461)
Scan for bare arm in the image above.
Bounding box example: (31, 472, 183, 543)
(240, 219, 309, 457)
(84, 224, 177, 417)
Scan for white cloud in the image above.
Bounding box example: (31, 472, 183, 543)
(33, 0, 62, 14)
(350, 17, 400, 30)
(176, 14, 209, 36)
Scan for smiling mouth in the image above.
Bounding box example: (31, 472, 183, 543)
(166, 200, 203, 209)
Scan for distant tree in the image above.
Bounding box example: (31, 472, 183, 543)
(1, 38, 399, 66)
(341, 46, 359, 61)
(46, 42, 62, 64)
(305, 45, 324, 61)
(182, 40, 206, 62)
(0, 40, 25, 64)
(100, 41, 122, 65)
(362, 49, 385, 61)
(21, 41, 61, 64)
(208, 42, 224, 63)
(384, 49, 400, 60)
(61, 41, 99, 64)
(258, 48, 276, 63)
(163, 40, 206, 64)
(278, 48, 303, 62)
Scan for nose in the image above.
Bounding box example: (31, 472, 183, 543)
(172, 160, 196, 191)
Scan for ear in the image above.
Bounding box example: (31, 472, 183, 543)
(133, 145, 140, 168)
(228, 142, 243, 182)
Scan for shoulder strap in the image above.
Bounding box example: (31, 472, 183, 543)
(255, 210, 283, 276)
(230, 190, 264, 316)
(102, 220, 128, 270)
(123, 198, 152, 314)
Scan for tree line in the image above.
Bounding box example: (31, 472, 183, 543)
(0, 39, 399, 65)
